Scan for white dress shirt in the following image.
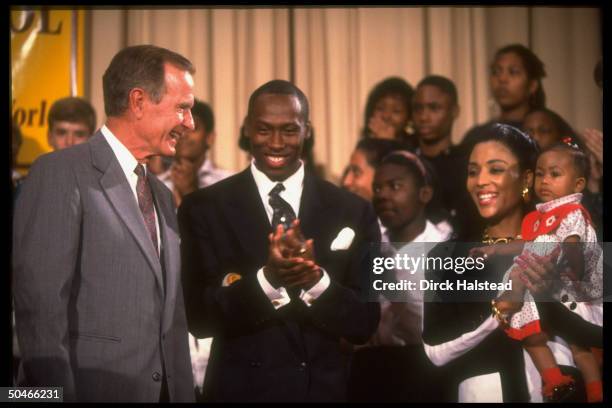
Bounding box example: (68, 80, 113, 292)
(377, 220, 452, 346)
(249, 160, 330, 309)
(101, 125, 161, 254)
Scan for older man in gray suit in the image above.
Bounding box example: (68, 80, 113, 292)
(12, 45, 196, 402)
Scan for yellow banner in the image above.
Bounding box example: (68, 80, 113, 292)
(11, 7, 86, 170)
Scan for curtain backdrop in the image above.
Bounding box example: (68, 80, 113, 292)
(88, 6, 601, 181)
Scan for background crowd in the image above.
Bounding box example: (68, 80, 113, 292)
(11, 38, 604, 403)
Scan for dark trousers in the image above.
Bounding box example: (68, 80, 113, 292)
(347, 344, 453, 402)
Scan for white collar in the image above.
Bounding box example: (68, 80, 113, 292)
(536, 193, 583, 213)
(250, 159, 304, 194)
(250, 159, 305, 218)
(412, 220, 451, 242)
(198, 158, 214, 176)
(383, 220, 450, 246)
(100, 125, 141, 177)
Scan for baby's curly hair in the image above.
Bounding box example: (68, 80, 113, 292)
(540, 143, 590, 182)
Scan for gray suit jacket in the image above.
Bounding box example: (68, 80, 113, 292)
(12, 131, 194, 402)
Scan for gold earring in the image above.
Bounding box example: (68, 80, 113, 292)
(522, 187, 529, 201)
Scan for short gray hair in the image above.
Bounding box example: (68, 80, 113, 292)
(102, 44, 194, 117)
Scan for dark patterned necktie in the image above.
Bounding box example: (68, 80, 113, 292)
(269, 183, 302, 300)
(134, 164, 159, 257)
(269, 183, 296, 231)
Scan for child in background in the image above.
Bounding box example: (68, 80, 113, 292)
(522, 107, 577, 151)
(474, 142, 603, 402)
(348, 150, 452, 402)
(361, 77, 416, 149)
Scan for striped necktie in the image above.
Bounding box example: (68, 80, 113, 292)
(134, 164, 159, 256)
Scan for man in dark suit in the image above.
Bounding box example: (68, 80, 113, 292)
(12, 45, 196, 402)
(178, 80, 381, 402)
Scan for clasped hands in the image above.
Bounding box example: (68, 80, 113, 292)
(470, 245, 561, 297)
(263, 219, 322, 291)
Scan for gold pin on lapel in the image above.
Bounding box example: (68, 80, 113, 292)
(222, 272, 242, 287)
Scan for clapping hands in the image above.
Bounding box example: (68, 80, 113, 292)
(264, 220, 322, 291)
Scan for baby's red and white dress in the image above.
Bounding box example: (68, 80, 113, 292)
(500, 193, 603, 340)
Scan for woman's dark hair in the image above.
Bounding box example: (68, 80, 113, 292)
(493, 44, 547, 110)
(471, 123, 540, 173)
(362, 77, 414, 137)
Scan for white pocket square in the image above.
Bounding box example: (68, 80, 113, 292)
(330, 227, 355, 251)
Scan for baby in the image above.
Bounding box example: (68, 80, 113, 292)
(475, 143, 603, 402)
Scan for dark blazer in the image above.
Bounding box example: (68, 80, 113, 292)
(178, 167, 381, 402)
(12, 132, 194, 402)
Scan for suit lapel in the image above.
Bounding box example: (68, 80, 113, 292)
(291, 172, 332, 360)
(298, 171, 331, 258)
(90, 133, 165, 296)
(223, 169, 271, 267)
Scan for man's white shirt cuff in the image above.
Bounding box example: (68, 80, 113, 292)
(256, 268, 291, 309)
(256, 267, 330, 309)
(301, 268, 330, 306)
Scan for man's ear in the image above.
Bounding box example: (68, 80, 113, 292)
(204, 130, 216, 149)
(128, 88, 147, 119)
(304, 121, 312, 140)
(242, 117, 250, 139)
(575, 176, 586, 193)
(452, 104, 460, 120)
(419, 185, 433, 205)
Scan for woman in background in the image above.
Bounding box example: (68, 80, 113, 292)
(341, 138, 405, 201)
(460, 44, 547, 155)
(361, 77, 417, 150)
